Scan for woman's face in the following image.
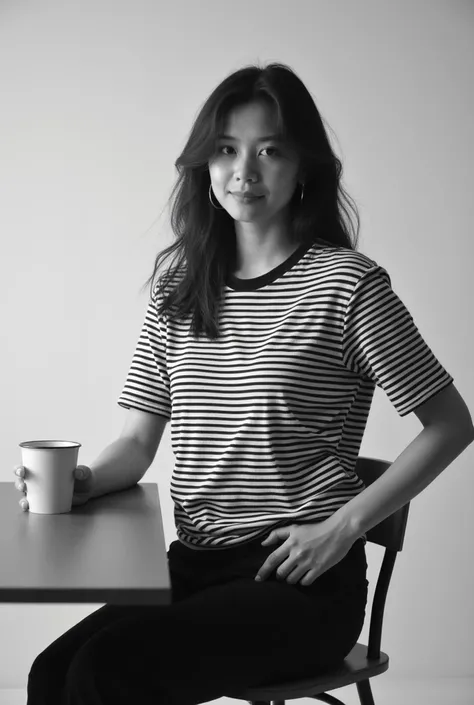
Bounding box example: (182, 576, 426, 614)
(208, 100, 302, 226)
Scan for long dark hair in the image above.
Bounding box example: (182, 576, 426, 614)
(140, 62, 360, 340)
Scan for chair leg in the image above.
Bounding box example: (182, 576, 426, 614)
(356, 679, 375, 705)
(310, 693, 347, 705)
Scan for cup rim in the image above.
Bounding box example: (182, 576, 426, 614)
(19, 440, 81, 449)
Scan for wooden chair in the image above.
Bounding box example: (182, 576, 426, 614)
(226, 456, 410, 705)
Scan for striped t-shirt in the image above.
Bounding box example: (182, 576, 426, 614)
(117, 239, 454, 549)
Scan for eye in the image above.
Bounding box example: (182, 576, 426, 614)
(218, 145, 280, 157)
(262, 147, 280, 157)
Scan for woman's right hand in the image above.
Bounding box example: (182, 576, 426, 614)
(13, 464, 94, 511)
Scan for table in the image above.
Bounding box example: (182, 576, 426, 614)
(0, 482, 171, 605)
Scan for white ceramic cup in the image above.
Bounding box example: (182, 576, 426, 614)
(19, 440, 81, 514)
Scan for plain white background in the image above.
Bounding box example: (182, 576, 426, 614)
(1, 0, 473, 701)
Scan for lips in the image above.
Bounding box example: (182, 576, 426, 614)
(231, 193, 263, 201)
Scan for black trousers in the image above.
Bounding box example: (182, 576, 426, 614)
(27, 532, 368, 705)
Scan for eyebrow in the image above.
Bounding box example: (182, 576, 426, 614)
(217, 133, 285, 143)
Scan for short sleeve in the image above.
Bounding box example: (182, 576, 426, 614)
(117, 294, 171, 419)
(342, 265, 454, 417)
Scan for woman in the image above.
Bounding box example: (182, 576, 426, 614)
(18, 62, 473, 705)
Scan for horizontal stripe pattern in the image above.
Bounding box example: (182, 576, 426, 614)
(118, 241, 453, 549)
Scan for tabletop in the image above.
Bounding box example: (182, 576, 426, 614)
(0, 482, 171, 605)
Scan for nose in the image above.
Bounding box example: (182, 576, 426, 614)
(234, 154, 259, 182)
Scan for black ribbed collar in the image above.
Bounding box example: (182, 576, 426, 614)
(225, 239, 319, 292)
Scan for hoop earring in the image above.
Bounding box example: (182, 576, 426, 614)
(209, 185, 224, 210)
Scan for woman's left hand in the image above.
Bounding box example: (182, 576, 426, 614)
(254, 518, 356, 586)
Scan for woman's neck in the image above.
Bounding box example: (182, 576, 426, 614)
(232, 236, 301, 279)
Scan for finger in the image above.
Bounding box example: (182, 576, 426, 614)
(261, 527, 290, 545)
(14, 466, 25, 478)
(275, 556, 302, 581)
(300, 569, 318, 586)
(16, 480, 26, 493)
(285, 564, 310, 585)
(73, 487, 90, 496)
(19, 498, 29, 512)
(75, 465, 90, 481)
(255, 547, 288, 581)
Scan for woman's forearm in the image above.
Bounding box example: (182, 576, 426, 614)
(89, 436, 152, 499)
(330, 425, 474, 541)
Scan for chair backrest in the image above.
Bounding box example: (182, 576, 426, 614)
(355, 456, 410, 551)
(354, 456, 411, 659)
